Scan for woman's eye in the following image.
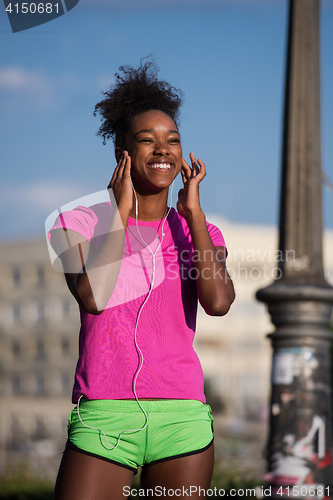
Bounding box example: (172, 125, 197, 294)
(169, 138, 180, 144)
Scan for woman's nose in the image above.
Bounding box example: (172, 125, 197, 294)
(154, 141, 169, 155)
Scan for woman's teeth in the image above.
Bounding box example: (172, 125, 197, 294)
(148, 163, 172, 169)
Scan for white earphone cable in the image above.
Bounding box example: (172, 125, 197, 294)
(129, 180, 174, 430)
(76, 178, 175, 449)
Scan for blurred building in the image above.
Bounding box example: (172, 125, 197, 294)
(0, 239, 79, 476)
(0, 221, 332, 477)
(197, 218, 333, 422)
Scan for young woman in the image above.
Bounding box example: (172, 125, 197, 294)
(51, 59, 235, 500)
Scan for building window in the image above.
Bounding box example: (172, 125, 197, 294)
(12, 376, 21, 395)
(35, 417, 48, 438)
(61, 337, 70, 355)
(12, 340, 21, 358)
(36, 339, 45, 360)
(37, 303, 45, 324)
(62, 374, 70, 394)
(13, 267, 21, 286)
(13, 303, 20, 323)
(36, 375, 45, 396)
(37, 266, 45, 287)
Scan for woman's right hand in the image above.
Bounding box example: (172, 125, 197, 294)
(108, 151, 133, 224)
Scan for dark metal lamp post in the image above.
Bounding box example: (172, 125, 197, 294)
(256, 0, 333, 496)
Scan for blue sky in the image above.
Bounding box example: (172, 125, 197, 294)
(1, 0, 332, 241)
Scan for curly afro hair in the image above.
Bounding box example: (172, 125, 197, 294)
(93, 57, 183, 149)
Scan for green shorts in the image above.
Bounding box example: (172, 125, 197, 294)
(66, 398, 214, 473)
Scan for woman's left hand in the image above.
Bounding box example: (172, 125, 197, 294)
(177, 153, 206, 221)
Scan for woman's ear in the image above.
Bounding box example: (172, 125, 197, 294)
(115, 147, 123, 163)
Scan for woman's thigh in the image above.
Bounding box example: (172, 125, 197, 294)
(53, 448, 134, 500)
(140, 442, 214, 499)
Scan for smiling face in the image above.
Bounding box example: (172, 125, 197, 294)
(124, 109, 183, 194)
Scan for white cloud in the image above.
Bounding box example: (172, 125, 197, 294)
(1, 181, 88, 212)
(0, 181, 97, 240)
(0, 65, 118, 114)
(0, 65, 55, 112)
(25, 182, 89, 211)
(0, 66, 49, 91)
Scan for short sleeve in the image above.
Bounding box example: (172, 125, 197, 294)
(206, 222, 228, 257)
(48, 205, 98, 243)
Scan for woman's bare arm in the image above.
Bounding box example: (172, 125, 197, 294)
(177, 153, 235, 316)
(50, 152, 133, 315)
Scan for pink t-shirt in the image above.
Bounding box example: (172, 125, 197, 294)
(49, 203, 226, 404)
